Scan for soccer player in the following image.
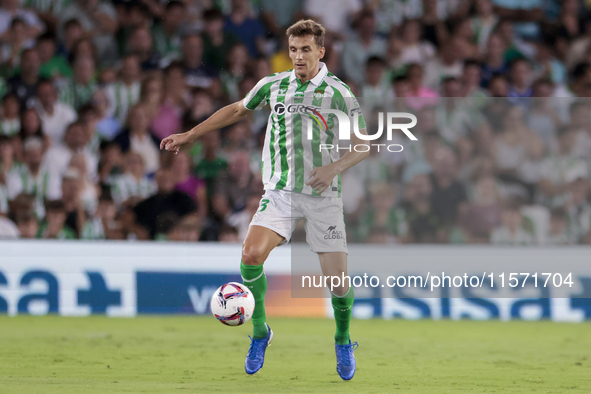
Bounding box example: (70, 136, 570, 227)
(161, 19, 368, 380)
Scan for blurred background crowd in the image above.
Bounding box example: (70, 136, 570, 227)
(0, 0, 591, 245)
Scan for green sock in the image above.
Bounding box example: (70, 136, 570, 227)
(240, 261, 268, 338)
(331, 287, 354, 345)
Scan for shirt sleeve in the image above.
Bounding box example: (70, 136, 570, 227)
(243, 77, 273, 111)
(340, 87, 366, 134)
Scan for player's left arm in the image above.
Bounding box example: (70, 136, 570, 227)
(305, 128, 369, 194)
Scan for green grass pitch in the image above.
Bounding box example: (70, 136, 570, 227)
(0, 316, 589, 393)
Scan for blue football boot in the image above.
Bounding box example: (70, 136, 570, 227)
(335, 340, 359, 380)
(245, 324, 273, 374)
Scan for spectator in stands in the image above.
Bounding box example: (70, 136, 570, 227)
(0, 0, 44, 41)
(569, 101, 591, 159)
(224, 0, 266, 58)
(361, 56, 391, 112)
(139, 75, 163, 124)
(405, 63, 438, 110)
(90, 89, 120, 141)
(127, 26, 161, 71)
(60, 19, 84, 60)
(106, 54, 141, 126)
(15, 210, 37, 238)
(459, 175, 501, 243)
(487, 73, 509, 97)
(461, 59, 488, 99)
(68, 152, 98, 214)
(167, 215, 201, 242)
(538, 126, 588, 207)
(402, 173, 441, 243)
(18, 107, 48, 149)
(182, 34, 217, 89)
(494, 18, 536, 61)
(480, 33, 508, 87)
(44, 121, 98, 181)
(507, 58, 533, 105)
(6, 137, 59, 219)
(424, 38, 464, 90)
(37, 33, 72, 80)
(201, 8, 240, 71)
(342, 9, 387, 86)
(59, 55, 97, 109)
(0, 18, 32, 70)
(81, 190, 117, 240)
(532, 41, 567, 87)
(450, 19, 479, 60)
(398, 18, 436, 67)
(110, 151, 155, 207)
(194, 129, 227, 196)
(114, 104, 159, 175)
(7, 48, 40, 107)
(59, 0, 118, 65)
(0, 92, 20, 137)
(546, 207, 570, 245)
(168, 150, 207, 222)
(115, 1, 151, 57)
(565, 178, 591, 243)
(212, 150, 259, 220)
(357, 182, 407, 243)
(38, 199, 76, 239)
(151, 0, 184, 63)
(59, 166, 86, 235)
(36, 80, 77, 146)
(490, 197, 533, 245)
(429, 147, 467, 231)
(133, 166, 196, 238)
(471, 0, 498, 53)
(220, 43, 249, 102)
(150, 62, 186, 140)
(68, 36, 98, 65)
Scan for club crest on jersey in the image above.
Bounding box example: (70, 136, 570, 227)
(314, 90, 324, 99)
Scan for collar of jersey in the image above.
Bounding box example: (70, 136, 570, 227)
(290, 62, 328, 87)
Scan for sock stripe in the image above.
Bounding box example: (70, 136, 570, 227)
(241, 270, 264, 283)
(330, 286, 352, 298)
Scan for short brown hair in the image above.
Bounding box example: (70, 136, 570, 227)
(286, 19, 325, 48)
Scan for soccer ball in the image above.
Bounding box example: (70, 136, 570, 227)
(210, 282, 255, 326)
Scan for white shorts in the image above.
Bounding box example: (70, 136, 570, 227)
(249, 189, 348, 254)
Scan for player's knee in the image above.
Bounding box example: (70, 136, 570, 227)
(241, 244, 267, 266)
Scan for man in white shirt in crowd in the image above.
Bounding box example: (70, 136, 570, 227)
(43, 121, 98, 182)
(36, 79, 77, 147)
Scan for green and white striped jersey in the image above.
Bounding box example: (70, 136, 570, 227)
(105, 81, 141, 125)
(58, 80, 97, 110)
(81, 218, 105, 240)
(243, 62, 366, 198)
(109, 173, 157, 206)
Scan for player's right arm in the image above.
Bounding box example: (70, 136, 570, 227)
(160, 100, 250, 152)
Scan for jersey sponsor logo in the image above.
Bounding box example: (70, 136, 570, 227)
(324, 225, 344, 240)
(273, 103, 286, 115)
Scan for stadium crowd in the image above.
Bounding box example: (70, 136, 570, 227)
(0, 0, 591, 245)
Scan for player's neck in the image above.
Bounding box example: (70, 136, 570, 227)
(297, 63, 320, 85)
